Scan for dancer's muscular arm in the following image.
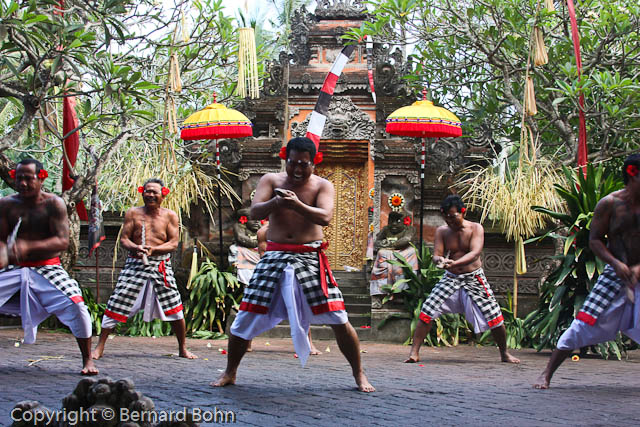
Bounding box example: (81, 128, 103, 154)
(120, 209, 147, 256)
(276, 180, 334, 226)
(250, 174, 279, 220)
(589, 195, 633, 285)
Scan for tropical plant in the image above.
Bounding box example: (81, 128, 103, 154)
(184, 258, 243, 335)
(345, 0, 640, 162)
(0, 0, 246, 266)
(477, 293, 531, 349)
(524, 163, 627, 358)
(122, 312, 172, 338)
(378, 244, 474, 346)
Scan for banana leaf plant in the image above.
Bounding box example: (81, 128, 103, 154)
(524, 163, 628, 358)
(184, 258, 243, 335)
(379, 244, 472, 346)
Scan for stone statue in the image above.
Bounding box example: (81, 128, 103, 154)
(228, 208, 261, 286)
(370, 211, 419, 307)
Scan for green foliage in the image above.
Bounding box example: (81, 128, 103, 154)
(525, 163, 627, 358)
(478, 293, 530, 350)
(378, 244, 473, 346)
(184, 258, 243, 335)
(123, 312, 172, 338)
(346, 0, 640, 161)
(80, 286, 106, 336)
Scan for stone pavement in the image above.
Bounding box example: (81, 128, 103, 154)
(0, 328, 639, 426)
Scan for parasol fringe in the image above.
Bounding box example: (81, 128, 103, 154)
(525, 76, 537, 116)
(237, 27, 259, 99)
(545, 0, 555, 12)
(533, 27, 548, 66)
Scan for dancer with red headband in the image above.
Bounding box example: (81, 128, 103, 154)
(404, 195, 520, 365)
(0, 158, 97, 375)
(534, 154, 640, 389)
(212, 137, 374, 392)
(92, 178, 196, 360)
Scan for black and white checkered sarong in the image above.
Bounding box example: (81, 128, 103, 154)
(239, 242, 345, 315)
(576, 264, 623, 325)
(420, 268, 504, 328)
(104, 255, 183, 322)
(0, 264, 84, 304)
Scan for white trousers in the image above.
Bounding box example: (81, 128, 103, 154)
(231, 265, 348, 367)
(0, 268, 92, 343)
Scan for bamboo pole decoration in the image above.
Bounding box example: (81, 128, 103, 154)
(237, 27, 260, 99)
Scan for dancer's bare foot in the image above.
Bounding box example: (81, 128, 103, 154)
(179, 349, 198, 359)
(355, 372, 375, 392)
(91, 346, 104, 360)
(501, 352, 520, 364)
(81, 359, 99, 376)
(211, 372, 236, 387)
(403, 353, 419, 363)
(310, 345, 322, 355)
(533, 371, 551, 389)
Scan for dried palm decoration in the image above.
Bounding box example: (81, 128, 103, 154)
(456, 4, 564, 315)
(545, 0, 555, 12)
(237, 27, 259, 99)
(526, 76, 538, 116)
(533, 26, 548, 66)
(169, 53, 183, 93)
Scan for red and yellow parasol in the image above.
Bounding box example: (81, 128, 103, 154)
(385, 88, 462, 248)
(180, 93, 253, 264)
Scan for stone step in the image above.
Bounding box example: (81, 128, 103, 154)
(342, 303, 370, 314)
(342, 293, 371, 305)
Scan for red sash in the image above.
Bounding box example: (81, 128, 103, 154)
(18, 257, 61, 267)
(266, 241, 338, 298)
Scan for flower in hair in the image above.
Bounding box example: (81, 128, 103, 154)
(461, 207, 466, 214)
(313, 152, 323, 164)
(161, 187, 170, 196)
(279, 146, 287, 160)
(38, 169, 48, 180)
(627, 164, 639, 177)
(8, 169, 16, 179)
(239, 215, 248, 224)
(403, 216, 412, 225)
(138, 186, 144, 193)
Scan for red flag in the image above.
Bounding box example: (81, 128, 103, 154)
(567, 0, 588, 177)
(62, 95, 88, 220)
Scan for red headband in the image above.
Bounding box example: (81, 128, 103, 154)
(138, 185, 170, 196)
(278, 146, 324, 165)
(8, 169, 48, 180)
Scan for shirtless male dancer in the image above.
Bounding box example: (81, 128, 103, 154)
(405, 195, 520, 364)
(0, 158, 97, 375)
(534, 154, 640, 389)
(92, 178, 196, 359)
(213, 137, 374, 392)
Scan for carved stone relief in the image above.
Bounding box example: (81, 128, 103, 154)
(290, 96, 375, 141)
(315, 0, 367, 19)
(289, 6, 315, 65)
